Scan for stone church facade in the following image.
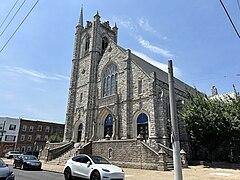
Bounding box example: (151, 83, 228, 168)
(63, 9, 195, 153)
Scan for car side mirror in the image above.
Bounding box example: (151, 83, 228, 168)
(87, 161, 91, 167)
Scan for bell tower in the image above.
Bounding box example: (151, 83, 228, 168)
(63, 8, 118, 143)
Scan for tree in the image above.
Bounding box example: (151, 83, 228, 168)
(179, 92, 232, 161)
(48, 133, 63, 143)
(227, 96, 240, 162)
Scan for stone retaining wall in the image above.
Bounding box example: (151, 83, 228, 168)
(91, 139, 167, 170)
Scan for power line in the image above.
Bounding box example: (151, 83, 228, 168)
(0, 0, 20, 30)
(219, 0, 240, 39)
(0, 0, 40, 53)
(0, 0, 26, 37)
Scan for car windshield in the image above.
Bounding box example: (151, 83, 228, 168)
(90, 156, 110, 164)
(0, 159, 7, 167)
(11, 152, 20, 154)
(23, 155, 38, 160)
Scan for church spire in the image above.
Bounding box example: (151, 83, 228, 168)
(78, 5, 83, 27)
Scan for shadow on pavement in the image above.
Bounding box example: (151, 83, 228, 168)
(203, 162, 240, 170)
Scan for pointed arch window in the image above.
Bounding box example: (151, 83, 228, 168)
(103, 64, 118, 97)
(104, 114, 113, 138)
(102, 36, 108, 54)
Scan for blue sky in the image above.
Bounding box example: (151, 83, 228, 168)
(0, 0, 239, 123)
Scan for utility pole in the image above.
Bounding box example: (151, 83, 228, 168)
(168, 60, 183, 180)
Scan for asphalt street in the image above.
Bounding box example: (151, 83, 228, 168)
(12, 167, 64, 180)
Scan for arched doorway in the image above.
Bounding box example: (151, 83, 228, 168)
(104, 114, 113, 138)
(137, 113, 148, 140)
(77, 123, 83, 142)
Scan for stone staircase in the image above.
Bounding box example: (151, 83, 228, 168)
(48, 146, 76, 165)
(46, 142, 91, 166)
(166, 162, 174, 170)
(144, 141, 187, 170)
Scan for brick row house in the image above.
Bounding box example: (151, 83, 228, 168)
(16, 119, 65, 153)
(0, 117, 64, 157)
(0, 117, 20, 157)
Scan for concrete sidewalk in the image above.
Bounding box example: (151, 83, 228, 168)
(3, 158, 240, 180)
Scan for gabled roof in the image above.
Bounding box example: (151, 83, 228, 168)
(130, 51, 195, 93)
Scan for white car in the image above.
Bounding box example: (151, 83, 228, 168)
(4, 151, 24, 159)
(63, 154, 125, 180)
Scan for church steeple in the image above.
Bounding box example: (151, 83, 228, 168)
(78, 5, 83, 27)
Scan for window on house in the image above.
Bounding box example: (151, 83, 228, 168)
(44, 135, 48, 141)
(36, 135, 41, 140)
(5, 135, 16, 142)
(21, 146, 25, 152)
(27, 146, 31, 152)
(21, 135, 25, 141)
(22, 125, 27, 131)
(29, 126, 34, 132)
(103, 64, 118, 97)
(9, 124, 16, 131)
(37, 125, 42, 132)
(27, 135, 32, 142)
(138, 80, 142, 94)
(45, 126, 50, 133)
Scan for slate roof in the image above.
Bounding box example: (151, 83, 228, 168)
(130, 51, 196, 94)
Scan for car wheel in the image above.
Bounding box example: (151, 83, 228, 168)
(21, 164, 25, 170)
(90, 171, 100, 180)
(64, 167, 73, 180)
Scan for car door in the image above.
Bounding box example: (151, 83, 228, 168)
(71, 156, 85, 178)
(80, 156, 92, 178)
(71, 156, 92, 179)
(14, 156, 22, 167)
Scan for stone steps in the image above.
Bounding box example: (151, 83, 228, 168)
(166, 162, 174, 170)
(48, 147, 76, 165)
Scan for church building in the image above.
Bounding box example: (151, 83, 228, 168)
(63, 8, 195, 151)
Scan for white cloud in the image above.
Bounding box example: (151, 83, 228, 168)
(138, 18, 155, 33)
(136, 36, 173, 58)
(5, 66, 69, 81)
(132, 50, 182, 78)
(113, 16, 136, 32)
(113, 16, 173, 58)
(137, 17, 168, 41)
(54, 74, 70, 81)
